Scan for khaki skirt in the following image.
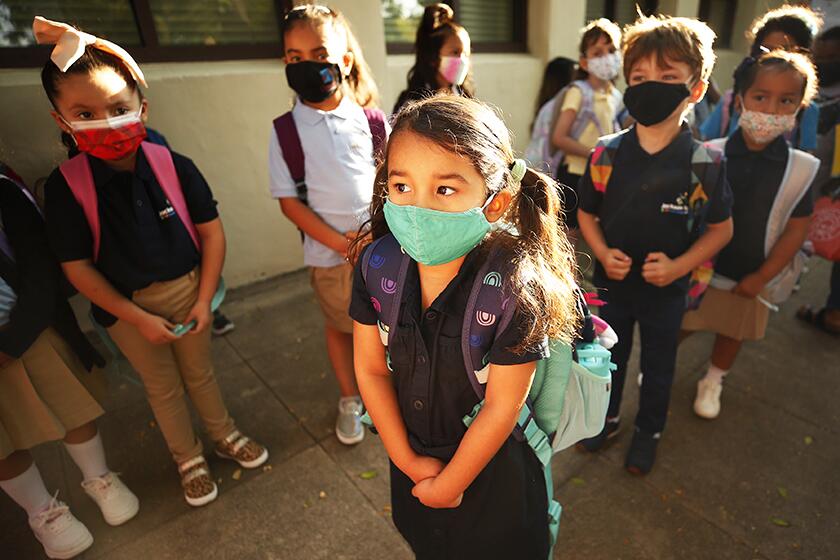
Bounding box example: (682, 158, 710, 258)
(0, 328, 105, 459)
(682, 286, 771, 341)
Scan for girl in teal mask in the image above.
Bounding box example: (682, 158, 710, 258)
(349, 96, 580, 558)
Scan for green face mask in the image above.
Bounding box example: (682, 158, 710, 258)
(383, 195, 495, 266)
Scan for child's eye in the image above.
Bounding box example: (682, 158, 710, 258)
(288, 56, 301, 63)
(77, 111, 94, 119)
(781, 98, 795, 105)
(318, 54, 329, 61)
(662, 74, 678, 81)
(630, 75, 644, 84)
(393, 183, 411, 194)
(114, 107, 130, 116)
(436, 186, 456, 196)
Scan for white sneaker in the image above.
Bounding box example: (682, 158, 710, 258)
(29, 494, 93, 559)
(82, 472, 139, 526)
(694, 378, 723, 419)
(336, 396, 365, 445)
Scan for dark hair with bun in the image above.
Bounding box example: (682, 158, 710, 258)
(404, 4, 474, 99)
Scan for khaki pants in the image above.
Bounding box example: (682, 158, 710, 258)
(108, 269, 235, 464)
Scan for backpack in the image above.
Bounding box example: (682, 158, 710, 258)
(272, 107, 387, 207)
(360, 234, 616, 554)
(59, 142, 200, 261)
(524, 81, 622, 177)
(703, 137, 819, 303)
(589, 128, 726, 309)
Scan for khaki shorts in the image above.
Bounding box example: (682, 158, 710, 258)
(682, 286, 771, 341)
(310, 263, 354, 333)
(0, 328, 105, 459)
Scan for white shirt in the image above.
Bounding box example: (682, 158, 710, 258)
(268, 96, 381, 267)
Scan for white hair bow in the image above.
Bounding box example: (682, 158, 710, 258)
(32, 16, 147, 87)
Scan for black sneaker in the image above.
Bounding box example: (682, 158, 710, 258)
(212, 312, 235, 336)
(625, 427, 660, 476)
(575, 418, 620, 453)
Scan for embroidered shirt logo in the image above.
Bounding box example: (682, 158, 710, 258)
(158, 202, 176, 221)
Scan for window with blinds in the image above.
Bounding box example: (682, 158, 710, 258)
(149, 0, 278, 46)
(383, 0, 526, 53)
(0, 0, 141, 47)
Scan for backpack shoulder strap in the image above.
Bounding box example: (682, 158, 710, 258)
(363, 108, 387, 161)
(59, 153, 100, 261)
(588, 128, 629, 193)
(765, 148, 820, 251)
(570, 80, 603, 136)
(141, 142, 200, 252)
(460, 249, 517, 398)
(272, 111, 308, 205)
(361, 234, 410, 347)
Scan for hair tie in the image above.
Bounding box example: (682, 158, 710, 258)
(32, 16, 147, 87)
(510, 159, 527, 183)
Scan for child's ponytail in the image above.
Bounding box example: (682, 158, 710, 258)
(406, 3, 474, 97)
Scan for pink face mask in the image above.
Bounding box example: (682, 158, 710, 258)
(439, 55, 470, 86)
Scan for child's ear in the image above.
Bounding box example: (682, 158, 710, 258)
(689, 79, 709, 103)
(140, 98, 149, 123)
(734, 93, 744, 113)
(484, 189, 512, 223)
(341, 50, 355, 77)
(50, 110, 72, 135)
(579, 55, 589, 71)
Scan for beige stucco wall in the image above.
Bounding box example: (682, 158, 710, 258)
(0, 0, 782, 288)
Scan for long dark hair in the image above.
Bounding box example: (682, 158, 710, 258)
(405, 4, 475, 98)
(748, 4, 823, 57)
(280, 4, 380, 108)
(354, 95, 580, 352)
(41, 45, 142, 149)
(532, 57, 575, 131)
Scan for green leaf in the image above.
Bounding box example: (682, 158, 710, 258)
(359, 470, 378, 480)
(770, 517, 791, 527)
(777, 487, 788, 499)
(570, 477, 586, 486)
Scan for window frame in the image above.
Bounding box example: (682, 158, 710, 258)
(385, 0, 528, 55)
(0, 0, 286, 68)
(698, 0, 738, 50)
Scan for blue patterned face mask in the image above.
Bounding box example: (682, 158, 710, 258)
(383, 194, 496, 266)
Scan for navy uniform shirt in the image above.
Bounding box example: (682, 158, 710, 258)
(45, 148, 218, 326)
(350, 243, 547, 461)
(578, 125, 733, 298)
(715, 129, 813, 282)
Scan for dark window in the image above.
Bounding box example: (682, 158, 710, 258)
(585, 0, 658, 26)
(0, 0, 285, 68)
(698, 0, 737, 49)
(383, 0, 527, 54)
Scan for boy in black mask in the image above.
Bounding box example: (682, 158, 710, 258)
(576, 14, 734, 475)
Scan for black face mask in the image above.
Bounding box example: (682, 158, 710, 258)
(623, 81, 691, 126)
(285, 61, 343, 103)
(817, 61, 840, 88)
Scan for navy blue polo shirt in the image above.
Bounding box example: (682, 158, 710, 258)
(45, 148, 218, 326)
(350, 243, 546, 461)
(714, 129, 813, 282)
(578, 125, 733, 298)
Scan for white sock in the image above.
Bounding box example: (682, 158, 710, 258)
(64, 432, 109, 482)
(704, 364, 729, 385)
(0, 462, 53, 517)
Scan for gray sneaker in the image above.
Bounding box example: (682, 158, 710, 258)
(336, 396, 364, 445)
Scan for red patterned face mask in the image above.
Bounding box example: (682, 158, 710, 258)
(64, 111, 147, 160)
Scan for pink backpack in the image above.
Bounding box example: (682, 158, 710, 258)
(59, 142, 200, 261)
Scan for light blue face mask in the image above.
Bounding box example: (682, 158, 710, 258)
(383, 194, 496, 266)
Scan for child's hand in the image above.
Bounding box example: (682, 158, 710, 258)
(732, 273, 766, 299)
(404, 455, 446, 484)
(327, 232, 349, 258)
(411, 477, 463, 509)
(600, 248, 632, 280)
(135, 311, 179, 345)
(642, 252, 682, 287)
(183, 300, 212, 334)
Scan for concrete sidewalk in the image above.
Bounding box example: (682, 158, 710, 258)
(2, 260, 837, 560)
